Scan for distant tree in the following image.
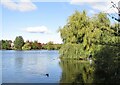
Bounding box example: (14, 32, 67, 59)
(46, 41, 54, 50)
(0, 40, 11, 50)
(42, 41, 55, 50)
(14, 36, 24, 50)
(54, 44, 62, 50)
(31, 41, 38, 49)
(0, 40, 2, 49)
(36, 43, 42, 49)
(47, 41, 54, 45)
(22, 43, 31, 50)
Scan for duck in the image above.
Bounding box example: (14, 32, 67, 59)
(46, 74, 49, 77)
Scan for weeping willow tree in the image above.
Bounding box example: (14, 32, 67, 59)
(59, 10, 120, 59)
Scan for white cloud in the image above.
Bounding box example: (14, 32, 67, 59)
(70, 0, 119, 13)
(25, 26, 51, 34)
(1, 0, 37, 12)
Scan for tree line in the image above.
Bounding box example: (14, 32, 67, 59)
(0, 36, 62, 50)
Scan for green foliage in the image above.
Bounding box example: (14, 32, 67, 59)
(59, 10, 120, 59)
(0, 38, 61, 50)
(59, 10, 120, 83)
(47, 41, 54, 45)
(14, 36, 24, 50)
(59, 10, 90, 44)
(92, 12, 110, 28)
(42, 42, 62, 50)
(54, 44, 61, 50)
(22, 43, 31, 50)
(93, 46, 120, 83)
(31, 41, 38, 49)
(59, 43, 102, 60)
(21, 41, 42, 50)
(59, 45, 120, 83)
(42, 41, 55, 50)
(59, 44, 84, 59)
(0, 40, 2, 49)
(0, 40, 11, 50)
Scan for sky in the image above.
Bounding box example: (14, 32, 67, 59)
(0, 0, 119, 44)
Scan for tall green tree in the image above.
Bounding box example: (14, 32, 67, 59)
(59, 10, 118, 59)
(14, 36, 24, 50)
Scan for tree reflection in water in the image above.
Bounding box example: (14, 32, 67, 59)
(59, 46, 120, 84)
(59, 60, 93, 84)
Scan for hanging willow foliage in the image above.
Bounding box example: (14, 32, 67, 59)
(59, 10, 120, 59)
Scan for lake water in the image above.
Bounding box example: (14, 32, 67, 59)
(1, 50, 120, 84)
(2, 50, 62, 83)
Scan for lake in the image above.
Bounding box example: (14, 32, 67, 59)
(2, 50, 62, 83)
(1, 50, 120, 84)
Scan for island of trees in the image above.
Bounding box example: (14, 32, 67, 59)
(0, 36, 62, 50)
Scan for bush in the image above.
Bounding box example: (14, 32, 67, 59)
(22, 43, 31, 50)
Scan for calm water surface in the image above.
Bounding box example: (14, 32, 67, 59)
(2, 50, 62, 83)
